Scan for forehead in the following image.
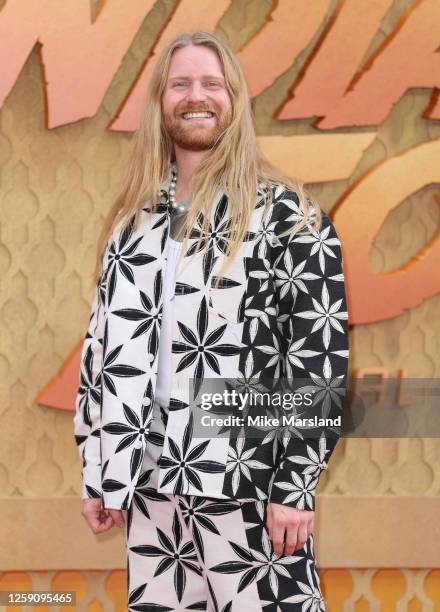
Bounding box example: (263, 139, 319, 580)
(167, 44, 224, 79)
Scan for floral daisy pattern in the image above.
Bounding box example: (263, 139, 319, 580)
(74, 181, 349, 508)
(74, 176, 349, 608)
(127, 447, 327, 610)
(268, 197, 349, 512)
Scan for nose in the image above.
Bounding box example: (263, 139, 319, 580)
(184, 82, 207, 103)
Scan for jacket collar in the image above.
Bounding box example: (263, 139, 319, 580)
(151, 162, 271, 219)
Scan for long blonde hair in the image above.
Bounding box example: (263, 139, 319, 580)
(92, 30, 321, 287)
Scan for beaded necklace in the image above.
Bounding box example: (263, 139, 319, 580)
(168, 164, 190, 214)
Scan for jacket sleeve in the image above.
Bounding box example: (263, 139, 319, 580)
(73, 250, 109, 501)
(269, 194, 349, 511)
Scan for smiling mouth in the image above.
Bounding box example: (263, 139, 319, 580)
(181, 111, 215, 120)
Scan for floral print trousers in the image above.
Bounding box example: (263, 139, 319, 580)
(125, 401, 326, 611)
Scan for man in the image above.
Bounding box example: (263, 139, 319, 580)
(74, 30, 349, 611)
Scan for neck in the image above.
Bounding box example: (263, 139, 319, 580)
(173, 146, 209, 201)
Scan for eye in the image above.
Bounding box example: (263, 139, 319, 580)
(206, 81, 221, 87)
(172, 81, 188, 88)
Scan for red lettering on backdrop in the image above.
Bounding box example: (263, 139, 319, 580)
(0, 1, 438, 407)
(333, 139, 440, 324)
(279, 0, 440, 126)
(276, 0, 393, 125)
(0, 0, 155, 127)
(1, 1, 439, 128)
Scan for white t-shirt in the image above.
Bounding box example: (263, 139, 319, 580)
(154, 237, 182, 410)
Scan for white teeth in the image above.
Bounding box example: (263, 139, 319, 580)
(183, 112, 213, 119)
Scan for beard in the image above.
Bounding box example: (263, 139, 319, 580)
(163, 105, 232, 151)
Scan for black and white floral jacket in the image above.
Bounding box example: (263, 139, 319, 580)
(73, 173, 349, 512)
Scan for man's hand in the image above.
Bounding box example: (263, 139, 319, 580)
(82, 498, 126, 534)
(266, 502, 314, 556)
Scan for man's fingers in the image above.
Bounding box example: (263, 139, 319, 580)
(81, 499, 127, 533)
(271, 511, 286, 557)
(96, 514, 114, 533)
(81, 499, 118, 534)
(109, 509, 125, 528)
(89, 512, 114, 534)
(267, 503, 317, 556)
(284, 517, 299, 556)
(294, 521, 308, 552)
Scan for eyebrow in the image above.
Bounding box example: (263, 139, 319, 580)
(168, 74, 225, 81)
